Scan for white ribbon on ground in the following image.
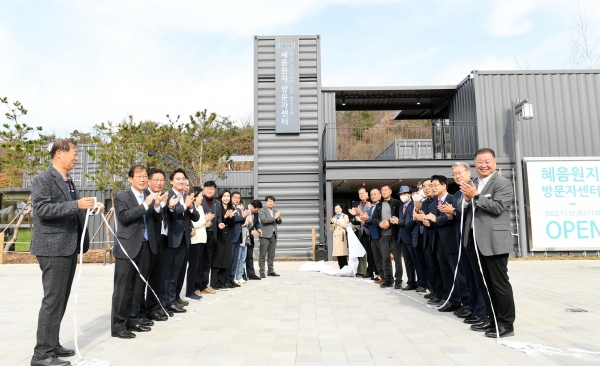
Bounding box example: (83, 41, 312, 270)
(300, 228, 366, 277)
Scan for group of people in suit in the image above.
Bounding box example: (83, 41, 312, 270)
(349, 148, 516, 339)
(28, 139, 284, 366)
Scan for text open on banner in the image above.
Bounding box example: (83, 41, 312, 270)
(275, 36, 300, 134)
(524, 157, 600, 251)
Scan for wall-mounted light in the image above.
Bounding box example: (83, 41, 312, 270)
(342, 98, 346, 106)
(416, 98, 421, 105)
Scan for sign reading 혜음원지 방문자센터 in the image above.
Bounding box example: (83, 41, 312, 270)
(275, 37, 300, 134)
(524, 158, 600, 251)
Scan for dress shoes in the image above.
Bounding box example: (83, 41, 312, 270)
(485, 325, 514, 338)
(129, 324, 151, 332)
(248, 274, 261, 280)
(166, 304, 186, 313)
(188, 293, 202, 301)
(53, 345, 75, 357)
(427, 298, 442, 305)
(200, 288, 216, 295)
(470, 320, 495, 332)
(454, 308, 472, 319)
(394, 283, 402, 290)
(175, 298, 189, 307)
(268, 272, 280, 277)
(402, 285, 417, 291)
(231, 281, 241, 288)
(375, 278, 384, 285)
(438, 302, 462, 312)
(380, 280, 393, 288)
(415, 286, 424, 292)
(149, 312, 168, 321)
(464, 315, 485, 324)
(242, 275, 248, 281)
(260, 273, 266, 278)
(111, 330, 136, 339)
(31, 356, 71, 366)
(138, 318, 154, 327)
(423, 292, 435, 299)
(224, 282, 234, 289)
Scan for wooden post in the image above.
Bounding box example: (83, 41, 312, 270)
(0, 235, 4, 264)
(311, 228, 316, 261)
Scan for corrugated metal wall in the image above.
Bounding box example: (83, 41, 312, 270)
(254, 35, 322, 257)
(448, 75, 479, 159)
(473, 70, 600, 159)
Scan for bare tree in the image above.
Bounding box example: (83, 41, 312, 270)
(514, 55, 531, 70)
(566, 1, 600, 69)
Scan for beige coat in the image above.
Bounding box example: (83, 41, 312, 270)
(330, 214, 349, 257)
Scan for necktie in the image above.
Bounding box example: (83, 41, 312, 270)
(403, 205, 406, 215)
(139, 194, 148, 241)
(438, 199, 443, 206)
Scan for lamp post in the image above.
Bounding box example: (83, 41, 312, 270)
(513, 98, 533, 257)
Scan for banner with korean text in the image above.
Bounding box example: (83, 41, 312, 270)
(524, 157, 600, 251)
(275, 37, 300, 134)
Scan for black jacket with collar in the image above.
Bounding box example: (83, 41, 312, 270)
(371, 197, 402, 239)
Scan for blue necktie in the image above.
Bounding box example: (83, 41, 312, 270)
(139, 194, 148, 241)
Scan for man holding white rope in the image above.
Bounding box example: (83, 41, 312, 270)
(458, 148, 516, 338)
(30, 139, 103, 366)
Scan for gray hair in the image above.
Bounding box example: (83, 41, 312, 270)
(452, 162, 470, 171)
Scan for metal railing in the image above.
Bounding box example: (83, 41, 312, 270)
(324, 121, 478, 161)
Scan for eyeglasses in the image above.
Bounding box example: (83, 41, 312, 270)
(431, 183, 442, 187)
(133, 175, 148, 180)
(452, 170, 468, 177)
(150, 179, 165, 183)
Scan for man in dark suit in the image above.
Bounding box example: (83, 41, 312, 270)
(459, 148, 516, 338)
(245, 200, 262, 280)
(138, 168, 170, 322)
(163, 168, 200, 313)
(258, 195, 282, 278)
(196, 181, 222, 294)
(394, 185, 418, 291)
(371, 184, 401, 288)
(30, 139, 101, 366)
(111, 165, 164, 339)
(363, 188, 383, 284)
(425, 175, 470, 313)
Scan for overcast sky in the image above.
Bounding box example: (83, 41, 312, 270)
(1, 0, 597, 135)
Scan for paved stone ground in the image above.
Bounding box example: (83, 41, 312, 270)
(1, 260, 600, 366)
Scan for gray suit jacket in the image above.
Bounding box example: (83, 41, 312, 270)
(31, 165, 90, 256)
(258, 207, 282, 239)
(458, 172, 513, 256)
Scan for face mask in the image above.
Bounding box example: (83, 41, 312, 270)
(419, 189, 425, 197)
(412, 194, 422, 202)
(400, 195, 410, 203)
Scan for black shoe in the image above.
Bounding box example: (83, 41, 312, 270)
(224, 282, 234, 289)
(166, 304, 186, 313)
(111, 330, 136, 339)
(427, 298, 442, 305)
(380, 280, 393, 288)
(471, 320, 495, 332)
(464, 315, 485, 324)
(149, 312, 168, 321)
(438, 303, 462, 312)
(260, 273, 266, 278)
(248, 274, 261, 280)
(394, 283, 402, 290)
(129, 324, 151, 332)
(231, 281, 241, 288)
(138, 318, 154, 327)
(175, 298, 189, 307)
(53, 345, 75, 357)
(268, 272, 280, 277)
(424, 293, 435, 299)
(31, 356, 72, 366)
(485, 325, 514, 338)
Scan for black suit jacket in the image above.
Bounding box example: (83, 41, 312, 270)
(372, 198, 401, 239)
(113, 189, 160, 260)
(166, 189, 200, 248)
(201, 198, 222, 242)
(428, 193, 459, 255)
(144, 188, 167, 254)
(398, 200, 415, 245)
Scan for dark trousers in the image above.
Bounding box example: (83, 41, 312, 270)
(245, 238, 256, 277)
(377, 235, 394, 282)
(337, 256, 348, 269)
(210, 267, 226, 288)
(370, 238, 384, 277)
(360, 233, 377, 277)
(175, 247, 189, 300)
(112, 241, 150, 332)
(141, 236, 166, 318)
(186, 244, 205, 297)
(414, 242, 430, 289)
(226, 238, 241, 283)
(33, 254, 77, 360)
(401, 241, 418, 287)
(469, 234, 515, 328)
(199, 232, 215, 291)
(424, 233, 443, 299)
(390, 239, 404, 284)
(163, 242, 187, 306)
(259, 235, 277, 275)
(460, 244, 487, 317)
(436, 240, 470, 307)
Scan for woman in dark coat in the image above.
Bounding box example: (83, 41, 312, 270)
(210, 190, 236, 290)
